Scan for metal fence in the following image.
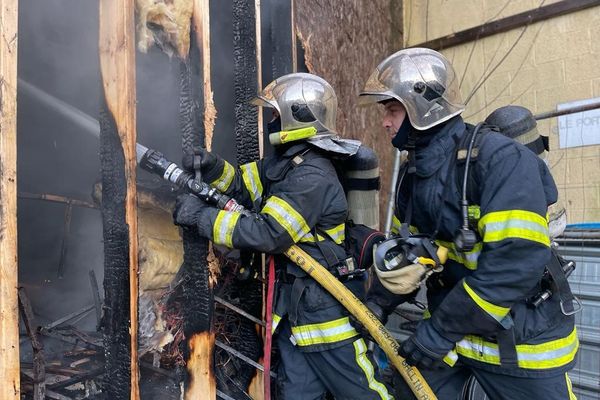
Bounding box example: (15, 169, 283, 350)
(559, 241, 600, 400)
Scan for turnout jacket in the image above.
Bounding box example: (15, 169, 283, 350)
(197, 142, 362, 352)
(368, 117, 578, 377)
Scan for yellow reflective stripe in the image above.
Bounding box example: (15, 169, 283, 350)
(436, 240, 482, 270)
(391, 215, 401, 234)
(353, 339, 393, 400)
(240, 161, 263, 202)
(468, 205, 481, 221)
(210, 161, 235, 192)
(478, 209, 550, 247)
(262, 196, 310, 242)
(272, 314, 282, 334)
(291, 317, 359, 347)
(443, 350, 458, 367)
(391, 215, 418, 235)
(566, 373, 577, 400)
(323, 223, 345, 244)
(456, 328, 579, 369)
(463, 281, 509, 323)
(277, 126, 317, 144)
(212, 210, 241, 248)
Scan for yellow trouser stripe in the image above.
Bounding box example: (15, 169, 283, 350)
(240, 161, 263, 203)
(262, 196, 311, 242)
(291, 317, 359, 346)
(456, 328, 579, 369)
(463, 281, 510, 323)
(272, 314, 282, 334)
(353, 338, 393, 400)
(566, 373, 577, 400)
(213, 210, 241, 248)
(479, 209, 550, 247)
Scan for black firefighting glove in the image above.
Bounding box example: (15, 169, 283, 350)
(181, 147, 221, 177)
(173, 193, 211, 228)
(398, 319, 455, 369)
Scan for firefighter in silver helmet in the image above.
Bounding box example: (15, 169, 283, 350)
(174, 73, 392, 399)
(360, 48, 578, 399)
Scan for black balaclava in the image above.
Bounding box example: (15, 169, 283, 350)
(391, 117, 414, 149)
(392, 116, 455, 150)
(267, 116, 282, 134)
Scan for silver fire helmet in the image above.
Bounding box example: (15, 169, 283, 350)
(252, 73, 360, 155)
(251, 72, 338, 135)
(359, 48, 465, 130)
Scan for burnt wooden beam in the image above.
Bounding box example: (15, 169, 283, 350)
(178, 1, 216, 399)
(57, 203, 73, 278)
(0, 0, 20, 396)
(18, 289, 45, 400)
(99, 0, 139, 398)
(232, 1, 265, 398)
(270, 0, 295, 78)
(18, 192, 97, 209)
(414, 0, 600, 50)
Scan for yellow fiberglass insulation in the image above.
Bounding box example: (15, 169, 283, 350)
(136, 0, 194, 58)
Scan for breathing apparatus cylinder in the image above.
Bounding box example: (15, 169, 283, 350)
(342, 146, 380, 229)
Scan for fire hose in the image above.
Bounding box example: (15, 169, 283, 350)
(136, 144, 439, 399)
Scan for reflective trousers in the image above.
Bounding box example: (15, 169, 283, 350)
(276, 319, 393, 400)
(392, 361, 577, 400)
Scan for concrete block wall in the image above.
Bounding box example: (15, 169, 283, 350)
(404, 0, 600, 223)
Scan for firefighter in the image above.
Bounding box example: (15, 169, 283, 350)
(173, 73, 393, 399)
(359, 48, 579, 399)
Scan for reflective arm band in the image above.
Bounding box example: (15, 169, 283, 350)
(322, 223, 345, 244)
(435, 239, 482, 270)
(262, 196, 311, 242)
(240, 161, 263, 202)
(463, 281, 510, 323)
(478, 209, 550, 247)
(210, 161, 235, 192)
(213, 210, 241, 248)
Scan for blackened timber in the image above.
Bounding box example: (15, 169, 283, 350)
(0, 0, 20, 395)
(233, 0, 260, 163)
(231, 2, 264, 397)
(18, 289, 45, 400)
(270, 0, 294, 78)
(99, 0, 139, 397)
(98, 102, 131, 399)
(57, 204, 73, 278)
(415, 0, 600, 50)
(179, 2, 215, 396)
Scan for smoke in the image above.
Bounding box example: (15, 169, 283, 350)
(17, 0, 103, 332)
(16, 0, 243, 338)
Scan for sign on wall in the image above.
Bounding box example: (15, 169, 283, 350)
(558, 97, 600, 149)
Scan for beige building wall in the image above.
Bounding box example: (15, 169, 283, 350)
(404, 0, 600, 223)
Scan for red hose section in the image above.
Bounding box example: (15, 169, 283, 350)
(264, 256, 276, 400)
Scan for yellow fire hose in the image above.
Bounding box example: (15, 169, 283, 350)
(284, 245, 448, 400)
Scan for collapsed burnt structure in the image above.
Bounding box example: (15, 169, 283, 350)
(1, 0, 400, 399)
